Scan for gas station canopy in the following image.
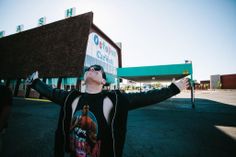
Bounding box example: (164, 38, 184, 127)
(117, 63, 193, 82)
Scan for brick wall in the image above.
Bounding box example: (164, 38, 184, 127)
(221, 74, 236, 89)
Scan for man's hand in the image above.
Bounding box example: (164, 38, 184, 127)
(173, 78, 190, 91)
(25, 71, 39, 86)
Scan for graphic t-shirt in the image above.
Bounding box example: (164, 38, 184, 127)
(69, 93, 113, 157)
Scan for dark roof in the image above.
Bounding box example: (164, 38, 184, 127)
(0, 12, 93, 79)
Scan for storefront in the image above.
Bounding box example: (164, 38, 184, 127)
(0, 12, 122, 98)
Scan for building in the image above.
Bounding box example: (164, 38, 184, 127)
(0, 12, 122, 98)
(210, 74, 236, 89)
(199, 80, 210, 90)
(220, 74, 236, 89)
(210, 75, 221, 89)
(0, 11, 196, 103)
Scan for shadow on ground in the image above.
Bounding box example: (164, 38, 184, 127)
(124, 98, 236, 157)
(1, 97, 236, 157)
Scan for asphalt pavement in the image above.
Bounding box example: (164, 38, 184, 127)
(1, 95, 236, 157)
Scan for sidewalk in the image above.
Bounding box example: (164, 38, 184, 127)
(175, 89, 236, 105)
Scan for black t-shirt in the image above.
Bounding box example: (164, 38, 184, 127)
(69, 92, 113, 157)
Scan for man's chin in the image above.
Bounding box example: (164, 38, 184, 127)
(85, 78, 101, 85)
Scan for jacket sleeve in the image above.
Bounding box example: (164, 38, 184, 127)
(31, 79, 69, 105)
(123, 83, 180, 110)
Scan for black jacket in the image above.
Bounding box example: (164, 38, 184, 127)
(32, 79, 180, 157)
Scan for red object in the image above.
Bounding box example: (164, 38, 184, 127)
(221, 74, 236, 89)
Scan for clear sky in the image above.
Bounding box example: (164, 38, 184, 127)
(0, 0, 235, 81)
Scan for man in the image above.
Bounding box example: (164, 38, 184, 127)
(26, 64, 189, 157)
(0, 85, 12, 153)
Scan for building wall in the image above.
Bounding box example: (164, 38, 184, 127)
(0, 12, 122, 98)
(198, 80, 210, 90)
(221, 74, 236, 89)
(210, 75, 221, 89)
(0, 12, 93, 79)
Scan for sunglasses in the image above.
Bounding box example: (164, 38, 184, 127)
(85, 65, 106, 79)
(85, 65, 103, 72)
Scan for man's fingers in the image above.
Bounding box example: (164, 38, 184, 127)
(182, 78, 190, 89)
(172, 78, 176, 83)
(173, 77, 192, 91)
(185, 78, 190, 88)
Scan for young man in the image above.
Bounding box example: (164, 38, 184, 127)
(26, 64, 189, 157)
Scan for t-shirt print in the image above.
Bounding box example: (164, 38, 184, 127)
(70, 105, 101, 157)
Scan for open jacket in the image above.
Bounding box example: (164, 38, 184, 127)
(31, 79, 180, 157)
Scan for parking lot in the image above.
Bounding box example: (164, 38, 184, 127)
(1, 90, 236, 157)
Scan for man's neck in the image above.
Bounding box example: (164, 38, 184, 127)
(85, 84, 103, 94)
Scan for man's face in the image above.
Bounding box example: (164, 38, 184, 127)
(84, 65, 106, 85)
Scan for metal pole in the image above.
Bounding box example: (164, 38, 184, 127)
(190, 74, 195, 109)
(39, 78, 46, 99)
(14, 78, 21, 97)
(57, 77, 62, 89)
(76, 77, 81, 91)
(140, 82, 142, 92)
(25, 85, 31, 98)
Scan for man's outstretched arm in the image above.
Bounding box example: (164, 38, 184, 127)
(123, 78, 189, 110)
(25, 71, 69, 105)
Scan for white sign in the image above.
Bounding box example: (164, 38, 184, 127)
(85, 32, 119, 75)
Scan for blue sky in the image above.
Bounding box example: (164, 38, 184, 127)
(0, 0, 235, 81)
